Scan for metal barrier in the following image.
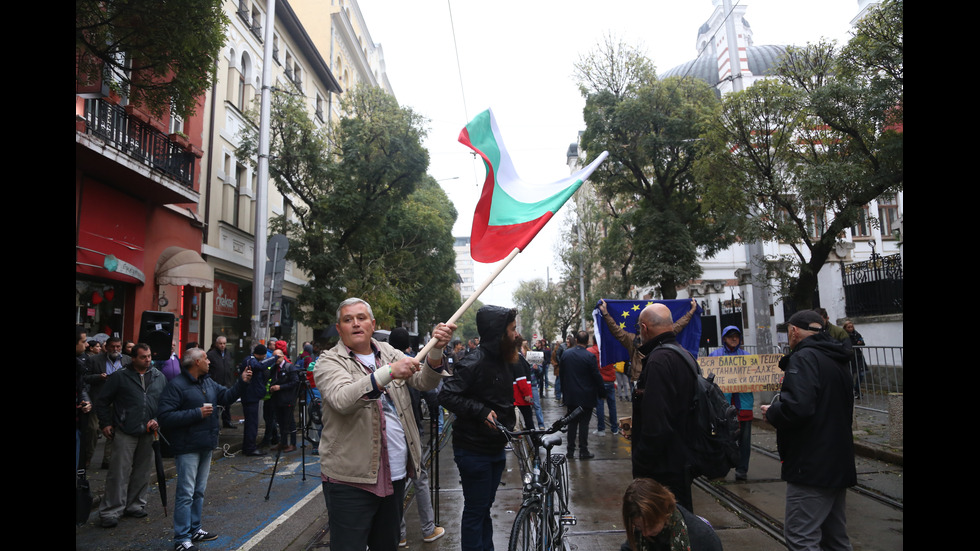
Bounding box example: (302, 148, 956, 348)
(702, 344, 904, 418)
(851, 345, 903, 414)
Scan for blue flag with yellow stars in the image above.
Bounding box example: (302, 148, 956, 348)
(592, 299, 702, 367)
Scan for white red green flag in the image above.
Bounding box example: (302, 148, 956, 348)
(458, 108, 609, 263)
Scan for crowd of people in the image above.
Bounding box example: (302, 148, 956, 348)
(76, 297, 862, 551)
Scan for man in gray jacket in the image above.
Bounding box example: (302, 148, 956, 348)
(95, 343, 167, 528)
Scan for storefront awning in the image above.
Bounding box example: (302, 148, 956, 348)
(155, 246, 214, 291)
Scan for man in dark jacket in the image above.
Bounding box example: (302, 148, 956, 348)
(83, 336, 132, 469)
(440, 305, 518, 551)
(559, 330, 606, 459)
(762, 310, 856, 551)
(240, 344, 277, 456)
(95, 343, 167, 527)
(631, 303, 697, 512)
(158, 347, 252, 551)
(206, 335, 237, 429)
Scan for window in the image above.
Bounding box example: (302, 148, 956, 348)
(234, 164, 246, 227)
(315, 94, 324, 122)
(851, 205, 872, 239)
(878, 195, 899, 239)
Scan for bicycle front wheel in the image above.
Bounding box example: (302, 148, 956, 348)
(509, 503, 543, 551)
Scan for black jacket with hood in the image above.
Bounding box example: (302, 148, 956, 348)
(766, 331, 857, 488)
(439, 305, 517, 455)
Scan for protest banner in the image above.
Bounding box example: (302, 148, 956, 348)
(697, 354, 784, 393)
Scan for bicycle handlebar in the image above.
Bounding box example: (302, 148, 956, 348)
(495, 406, 584, 438)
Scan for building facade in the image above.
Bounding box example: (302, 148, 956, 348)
(76, 49, 210, 356)
(196, 0, 342, 363)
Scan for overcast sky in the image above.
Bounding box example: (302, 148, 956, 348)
(356, 0, 863, 308)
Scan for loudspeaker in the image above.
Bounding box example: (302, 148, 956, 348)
(700, 315, 718, 349)
(138, 311, 176, 362)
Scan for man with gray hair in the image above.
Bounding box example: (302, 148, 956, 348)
(158, 347, 253, 551)
(314, 297, 456, 551)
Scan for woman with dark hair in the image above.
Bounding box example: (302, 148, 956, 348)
(621, 478, 722, 551)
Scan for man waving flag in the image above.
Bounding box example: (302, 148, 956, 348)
(459, 108, 608, 263)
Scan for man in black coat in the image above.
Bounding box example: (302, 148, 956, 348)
(762, 310, 856, 551)
(558, 330, 605, 459)
(206, 335, 237, 429)
(631, 303, 697, 512)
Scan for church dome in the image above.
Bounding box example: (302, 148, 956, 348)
(659, 44, 788, 87)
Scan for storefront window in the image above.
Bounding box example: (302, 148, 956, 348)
(75, 279, 127, 339)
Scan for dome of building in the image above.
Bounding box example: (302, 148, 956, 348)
(659, 44, 788, 87)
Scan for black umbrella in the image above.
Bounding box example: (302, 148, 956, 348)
(152, 430, 168, 516)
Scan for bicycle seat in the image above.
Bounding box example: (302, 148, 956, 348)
(542, 433, 562, 450)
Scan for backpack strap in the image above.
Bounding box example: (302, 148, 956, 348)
(659, 343, 701, 378)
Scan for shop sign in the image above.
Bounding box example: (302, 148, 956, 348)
(214, 279, 239, 317)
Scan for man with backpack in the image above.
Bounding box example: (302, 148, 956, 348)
(711, 326, 753, 481)
(631, 303, 697, 512)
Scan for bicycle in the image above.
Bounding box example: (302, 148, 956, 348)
(496, 407, 584, 551)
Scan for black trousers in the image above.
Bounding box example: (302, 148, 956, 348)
(323, 478, 405, 551)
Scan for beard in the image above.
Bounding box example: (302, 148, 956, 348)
(499, 334, 519, 364)
(108, 351, 121, 361)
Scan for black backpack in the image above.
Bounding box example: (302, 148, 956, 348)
(661, 344, 740, 479)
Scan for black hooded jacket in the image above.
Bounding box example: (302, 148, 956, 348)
(766, 332, 857, 488)
(439, 305, 517, 455)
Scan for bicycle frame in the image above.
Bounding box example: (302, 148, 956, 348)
(498, 407, 582, 551)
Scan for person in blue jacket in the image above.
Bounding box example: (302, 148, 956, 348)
(709, 326, 753, 481)
(158, 347, 252, 551)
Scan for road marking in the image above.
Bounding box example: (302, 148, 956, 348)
(238, 477, 322, 550)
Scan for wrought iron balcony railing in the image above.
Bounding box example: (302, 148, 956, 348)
(80, 98, 196, 188)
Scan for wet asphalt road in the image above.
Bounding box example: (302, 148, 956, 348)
(75, 386, 903, 550)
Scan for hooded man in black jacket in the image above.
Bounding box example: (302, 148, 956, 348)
(440, 305, 517, 551)
(762, 310, 856, 551)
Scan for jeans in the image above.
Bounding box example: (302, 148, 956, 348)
(173, 450, 213, 544)
(454, 448, 506, 551)
(242, 401, 260, 453)
(530, 385, 545, 428)
(595, 382, 618, 432)
(736, 420, 752, 476)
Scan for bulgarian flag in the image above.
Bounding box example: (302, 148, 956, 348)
(459, 108, 609, 263)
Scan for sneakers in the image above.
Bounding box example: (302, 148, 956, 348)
(579, 451, 595, 459)
(424, 526, 446, 543)
(399, 537, 407, 547)
(175, 542, 199, 551)
(192, 529, 218, 542)
(593, 430, 606, 437)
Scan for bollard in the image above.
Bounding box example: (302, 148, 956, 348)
(887, 392, 903, 447)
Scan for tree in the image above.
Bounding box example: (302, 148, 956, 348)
(699, 0, 903, 309)
(576, 39, 736, 298)
(75, 0, 228, 117)
(239, 85, 457, 329)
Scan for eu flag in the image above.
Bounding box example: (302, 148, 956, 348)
(592, 299, 702, 367)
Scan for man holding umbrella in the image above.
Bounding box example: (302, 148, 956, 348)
(158, 347, 253, 551)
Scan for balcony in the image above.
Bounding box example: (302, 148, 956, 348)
(77, 98, 200, 205)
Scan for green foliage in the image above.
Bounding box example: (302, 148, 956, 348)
(75, 0, 228, 117)
(699, 1, 903, 309)
(577, 40, 734, 298)
(239, 85, 458, 330)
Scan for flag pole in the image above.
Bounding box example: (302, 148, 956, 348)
(414, 247, 521, 362)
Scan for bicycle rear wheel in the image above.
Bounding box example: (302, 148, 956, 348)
(508, 503, 543, 551)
